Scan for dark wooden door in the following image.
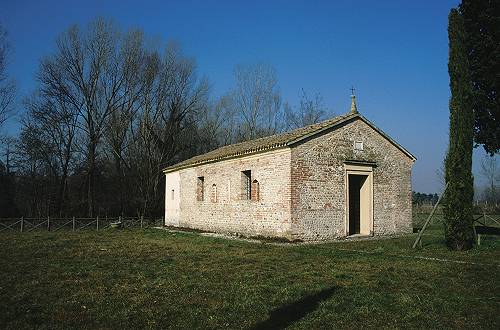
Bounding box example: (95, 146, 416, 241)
(348, 175, 361, 235)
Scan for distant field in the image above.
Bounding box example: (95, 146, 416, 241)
(0, 224, 499, 329)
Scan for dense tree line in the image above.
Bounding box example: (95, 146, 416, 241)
(0, 19, 330, 218)
(412, 192, 439, 206)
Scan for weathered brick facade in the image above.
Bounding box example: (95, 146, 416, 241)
(165, 149, 293, 237)
(164, 113, 414, 241)
(290, 118, 413, 240)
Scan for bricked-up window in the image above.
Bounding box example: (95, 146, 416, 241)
(211, 184, 217, 203)
(197, 176, 205, 201)
(241, 170, 251, 200)
(251, 180, 259, 201)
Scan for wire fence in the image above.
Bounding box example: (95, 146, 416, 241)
(0, 216, 164, 233)
(412, 212, 500, 229)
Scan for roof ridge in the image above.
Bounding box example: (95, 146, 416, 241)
(212, 112, 350, 150)
(163, 113, 356, 172)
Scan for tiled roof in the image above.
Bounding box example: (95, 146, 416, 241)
(163, 112, 415, 172)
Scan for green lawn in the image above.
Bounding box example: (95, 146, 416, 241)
(0, 226, 499, 329)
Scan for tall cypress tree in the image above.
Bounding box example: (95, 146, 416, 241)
(460, 0, 499, 155)
(443, 9, 475, 250)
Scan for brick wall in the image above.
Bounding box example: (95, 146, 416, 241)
(290, 118, 414, 240)
(174, 148, 293, 238)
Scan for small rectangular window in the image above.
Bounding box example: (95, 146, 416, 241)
(241, 170, 251, 200)
(354, 141, 364, 151)
(197, 176, 205, 201)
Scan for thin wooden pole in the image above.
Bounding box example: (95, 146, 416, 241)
(96, 216, 99, 231)
(47, 216, 50, 231)
(413, 183, 449, 249)
(20, 216, 24, 232)
(72, 216, 75, 231)
(140, 215, 144, 229)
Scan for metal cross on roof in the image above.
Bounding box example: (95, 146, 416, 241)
(350, 86, 356, 96)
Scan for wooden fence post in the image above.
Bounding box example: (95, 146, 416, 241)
(72, 216, 75, 231)
(96, 216, 99, 231)
(20, 216, 24, 232)
(47, 216, 50, 231)
(141, 215, 144, 229)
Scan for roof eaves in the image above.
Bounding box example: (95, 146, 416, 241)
(286, 113, 358, 146)
(163, 142, 289, 173)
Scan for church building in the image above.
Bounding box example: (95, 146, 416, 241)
(163, 95, 415, 241)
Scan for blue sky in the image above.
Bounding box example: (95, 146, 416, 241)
(1, 0, 495, 193)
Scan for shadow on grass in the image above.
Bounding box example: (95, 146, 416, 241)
(250, 286, 337, 330)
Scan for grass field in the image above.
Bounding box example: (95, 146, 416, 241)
(0, 222, 499, 329)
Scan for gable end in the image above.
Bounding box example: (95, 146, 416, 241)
(288, 115, 416, 161)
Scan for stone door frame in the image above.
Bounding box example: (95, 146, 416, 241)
(344, 163, 374, 236)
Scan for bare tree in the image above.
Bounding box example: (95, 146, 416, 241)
(127, 43, 208, 215)
(213, 94, 239, 145)
(0, 136, 18, 217)
(0, 24, 15, 129)
(195, 100, 225, 153)
(20, 90, 79, 216)
(480, 156, 500, 205)
(1, 21, 343, 218)
(38, 19, 141, 216)
(285, 89, 329, 129)
(103, 29, 145, 215)
(224, 63, 283, 141)
(14, 124, 58, 217)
